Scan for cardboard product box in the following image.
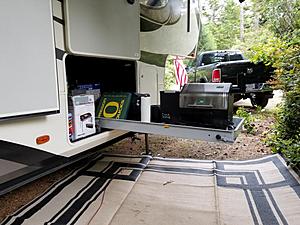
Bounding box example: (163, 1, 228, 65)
(85, 89, 101, 102)
(70, 86, 101, 103)
(69, 95, 96, 140)
(70, 89, 86, 96)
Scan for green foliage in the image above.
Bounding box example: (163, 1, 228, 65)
(207, 0, 241, 49)
(236, 107, 256, 134)
(267, 103, 300, 167)
(164, 56, 176, 90)
(270, 138, 300, 167)
(199, 0, 257, 51)
(251, 0, 300, 38)
(194, 0, 300, 164)
(246, 0, 300, 166)
(197, 25, 217, 52)
(277, 94, 300, 140)
(267, 92, 300, 164)
(247, 31, 300, 165)
(248, 35, 300, 80)
(232, 27, 275, 55)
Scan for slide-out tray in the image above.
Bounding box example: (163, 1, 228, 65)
(98, 117, 244, 143)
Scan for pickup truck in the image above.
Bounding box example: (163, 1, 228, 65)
(186, 50, 274, 108)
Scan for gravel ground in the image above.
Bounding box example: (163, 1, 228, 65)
(0, 107, 276, 222)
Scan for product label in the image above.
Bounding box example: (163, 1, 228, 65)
(97, 93, 131, 119)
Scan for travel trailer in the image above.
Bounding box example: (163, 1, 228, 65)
(0, 0, 242, 195)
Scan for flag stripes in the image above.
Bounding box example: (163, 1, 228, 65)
(173, 56, 188, 88)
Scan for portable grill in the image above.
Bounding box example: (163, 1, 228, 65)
(160, 83, 234, 129)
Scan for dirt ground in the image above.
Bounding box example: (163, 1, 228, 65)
(0, 168, 74, 223)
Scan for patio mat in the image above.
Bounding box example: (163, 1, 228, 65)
(2, 154, 300, 225)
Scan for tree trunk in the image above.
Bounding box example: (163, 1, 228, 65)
(240, 2, 244, 42)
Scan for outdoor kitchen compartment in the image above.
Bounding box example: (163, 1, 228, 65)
(99, 85, 242, 143)
(179, 83, 234, 129)
(160, 83, 234, 129)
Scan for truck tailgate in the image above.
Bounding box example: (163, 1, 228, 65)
(217, 60, 272, 85)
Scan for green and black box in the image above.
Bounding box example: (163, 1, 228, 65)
(97, 92, 132, 119)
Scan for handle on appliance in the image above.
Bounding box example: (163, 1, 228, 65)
(187, 104, 213, 108)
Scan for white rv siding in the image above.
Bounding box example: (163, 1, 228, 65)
(140, 2, 200, 56)
(0, 0, 59, 119)
(64, 0, 140, 60)
(137, 62, 165, 105)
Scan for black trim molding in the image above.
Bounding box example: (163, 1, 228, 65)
(55, 48, 65, 60)
(0, 110, 59, 122)
(53, 16, 65, 25)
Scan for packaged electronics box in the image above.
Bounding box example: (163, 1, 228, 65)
(69, 95, 96, 140)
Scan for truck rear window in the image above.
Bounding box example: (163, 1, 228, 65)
(201, 52, 244, 65)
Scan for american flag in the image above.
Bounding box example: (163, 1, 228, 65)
(173, 56, 188, 88)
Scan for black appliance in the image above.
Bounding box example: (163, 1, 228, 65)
(160, 83, 234, 129)
(160, 91, 181, 124)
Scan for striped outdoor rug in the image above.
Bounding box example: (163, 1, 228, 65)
(1, 154, 300, 225)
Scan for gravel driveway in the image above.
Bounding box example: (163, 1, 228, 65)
(234, 90, 283, 109)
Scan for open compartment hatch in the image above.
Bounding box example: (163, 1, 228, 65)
(65, 55, 137, 141)
(64, 0, 140, 59)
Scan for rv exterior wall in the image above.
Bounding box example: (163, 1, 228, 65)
(140, 0, 201, 57)
(0, 0, 59, 119)
(137, 62, 165, 105)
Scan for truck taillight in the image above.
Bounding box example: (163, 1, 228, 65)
(212, 69, 221, 83)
